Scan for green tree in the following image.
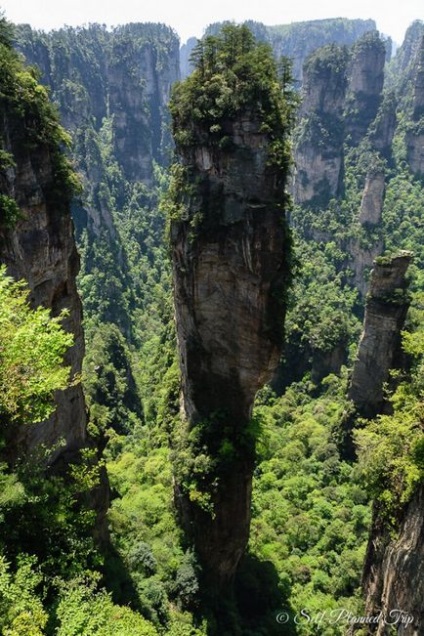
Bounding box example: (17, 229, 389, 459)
(0, 266, 74, 424)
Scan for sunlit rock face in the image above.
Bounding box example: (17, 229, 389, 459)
(294, 32, 386, 208)
(406, 35, 424, 177)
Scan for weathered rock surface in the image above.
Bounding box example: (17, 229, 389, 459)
(294, 32, 387, 207)
(359, 171, 386, 226)
(0, 88, 87, 464)
(171, 115, 291, 588)
(293, 44, 348, 206)
(347, 252, 412, 419)
(343, 170, 386, 297)
(363, 486, 424, 635)
(15, 24, 180, 229)
(406, 35, 424, 176)
(344, 33, 386, 145)
(368, 92, 398, 158)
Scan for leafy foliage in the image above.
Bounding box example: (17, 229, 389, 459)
(355, 296, 424, 519)
(4, 12, 424, 636)
(170, 24, 296, 167)
(0, 266, 74, 423)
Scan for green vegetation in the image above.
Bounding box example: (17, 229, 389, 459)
(0, 38, 78, 206)
(171, 24, 296, 160)
(356, 295, 424, 521)
(0, 266, 74, 423)
(2, 13, 424, 636)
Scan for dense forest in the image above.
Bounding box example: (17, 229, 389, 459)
(0, 9, 424, 636)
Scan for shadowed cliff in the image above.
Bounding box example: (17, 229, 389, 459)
(166, 26, 295, 611)
(0, 25, 87, 463)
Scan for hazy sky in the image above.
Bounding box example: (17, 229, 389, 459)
(0, 0, 422, 45)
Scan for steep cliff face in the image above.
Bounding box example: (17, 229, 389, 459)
(168, 26, 293, 593)
(346, 169, 385, 297)
(358, 170, 386, 226)
(16, 23, 180, 210)
(347, 253, 411, 419)
(0, 35, 87, 462)
(363, 486, 424, 635)
(406, 35, 424, 176)
(15, 24, 179, 337)
(345, 33, 386, 145)
(294, 44, 348, 206)
(294, 32, 387, 208)
(171, 118, 291, 589)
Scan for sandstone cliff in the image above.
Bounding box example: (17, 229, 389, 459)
(15, 23, 180, 224)
(171, 120, 290, 586)
(363, 486, 424, 635)
(15, 24, 180, 337)
(347, 252, 412, 419)
(294, 32, 387, 208)
(293, 44, 348, 206)
(344, 33, 386, 145)
(0, 38, 87, 463)
(169, 27, 293, 593)
(405, 34, 424, 177)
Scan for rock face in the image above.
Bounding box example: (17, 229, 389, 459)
(171, 114, 291, 588)
(358, 170, 385, 226)
(169, 28, 293, 591)
(363, 486, 424, 635)
(0, 55, 87, 463)
(347, 253, 412, 419)
(344, 170, 386, 297)
(344, 33, 386, 145)
(16, 24, 179, 188)
(294, 32, 387, 207)
(293, 44, 348, 206)
(406, 35, 424, 176)
(15, 24, 180, 335)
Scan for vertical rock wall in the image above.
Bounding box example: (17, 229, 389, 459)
(347, 252, 412, 419)
(170, 114, 291, 589)
(0, 64, 87, 463)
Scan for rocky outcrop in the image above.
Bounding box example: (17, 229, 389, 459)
(339, 253, 411, 459)
(389, 21, 424, 84)
(406, 35, 424, 176)
(15, 23, 180, 220)
(15, 24, 180, 337)
(368, 92, 398, 158)
(294, 32, 387, 207)
(363, 486, 424, 635)
(171, 114, 291, 589)
(169, 30, 293, 591)
(344, 169, 386, 296)
(347, 252, 412, 419)
(347, 238, 384, 299)
(294, 44, 348, 206)
(344, 33, 386, 145)
(358, 170, 385, 226)
(0, 51, 87, 463)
